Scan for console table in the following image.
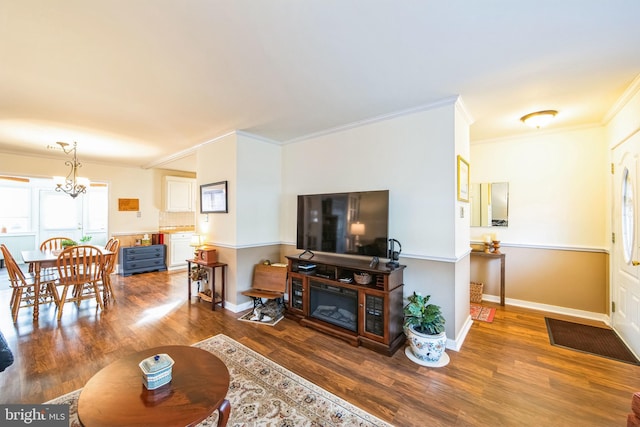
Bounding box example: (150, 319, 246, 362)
(187, 259, 227, 310)
(470, 251, 506, 305)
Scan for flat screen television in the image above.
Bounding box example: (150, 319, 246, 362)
(296, 190, 389, 257)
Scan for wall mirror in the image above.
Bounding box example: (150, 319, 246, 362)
(470, 182, 509, 227)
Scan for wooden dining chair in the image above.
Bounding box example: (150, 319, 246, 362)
(31, 236, 72, 273)
(40, 237, 72, 252)
(0, 244, 59, 323)
(56, 245, 104, 320)
(105, 237, 117, 250)
(99, 238, 120, 305)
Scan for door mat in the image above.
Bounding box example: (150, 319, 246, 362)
(545, 317, 640, 365)
(470, 304, 495, 322)
(238, 309, 284, 326)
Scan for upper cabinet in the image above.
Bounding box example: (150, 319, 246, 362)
(165, 176, 196, 212)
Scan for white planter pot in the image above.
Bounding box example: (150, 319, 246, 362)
(404, 325, 449, 367)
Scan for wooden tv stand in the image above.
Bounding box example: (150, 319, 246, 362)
(285, 254, 405, 356)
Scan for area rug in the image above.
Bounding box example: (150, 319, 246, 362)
(545, 317, 640, 365)
(470, 304, 495, 323)
(45, 334, 392, 427)
(238, 309, 285, 326)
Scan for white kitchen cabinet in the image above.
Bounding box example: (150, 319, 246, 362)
(165, 177, 196, 212)
(166, 232, 194, 269)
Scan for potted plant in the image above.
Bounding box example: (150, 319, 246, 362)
(61, 239, 77, 249)
(80, 235, 92, 244)
(403, 292, 449, 367)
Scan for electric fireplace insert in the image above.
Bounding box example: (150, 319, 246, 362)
(309, 280, 358, 332)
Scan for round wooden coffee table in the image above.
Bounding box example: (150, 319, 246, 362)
(77, 345, 230, 427)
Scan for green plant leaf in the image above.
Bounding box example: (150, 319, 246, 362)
(403, 291, 445, 335)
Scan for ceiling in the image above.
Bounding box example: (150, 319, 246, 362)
(1, 1, 639, 172)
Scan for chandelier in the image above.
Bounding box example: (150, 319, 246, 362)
(53, 141, 90, 198)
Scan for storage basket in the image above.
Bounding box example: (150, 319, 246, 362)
(470, 282, 484, 303)
(353, 272, 372, 285)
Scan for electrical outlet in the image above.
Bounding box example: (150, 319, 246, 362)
(137, 211, 141, 218)
(460, 206, 464, 218)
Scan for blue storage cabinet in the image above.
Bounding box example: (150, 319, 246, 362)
(119, 244, 167, 276)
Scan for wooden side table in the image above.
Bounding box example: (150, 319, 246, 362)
(187, 259, 227, 310)
(77, 345, 230, 427)
(470, 251, 506, 305)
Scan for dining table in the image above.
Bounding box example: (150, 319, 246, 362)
(21, 247, 115, 321)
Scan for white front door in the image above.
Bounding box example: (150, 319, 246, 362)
(612, 131, 640, 356)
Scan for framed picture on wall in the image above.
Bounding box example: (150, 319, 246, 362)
(201, 181, 228, 213)
(457, 156, 469, 202)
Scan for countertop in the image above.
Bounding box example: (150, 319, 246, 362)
(159, 227, 195, 234)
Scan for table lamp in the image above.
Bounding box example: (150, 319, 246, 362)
(190, 234, 203, 256)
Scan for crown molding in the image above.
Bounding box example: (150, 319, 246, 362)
(455, 95, 475, 125)
(603, 72, 640, 125)
(283, 95, 461, 145)
(143, 131, 239, 169)
(235, 130, 282, 145)
(471, 122, 601, 145)
(143, 147, 198, 170)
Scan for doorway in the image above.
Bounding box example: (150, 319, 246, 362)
(38, 186, 108, 246)
(612, 130, 640, 356)
(39, 190, 84, 243)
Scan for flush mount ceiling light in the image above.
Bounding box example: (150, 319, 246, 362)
(520, 110, 558, 129)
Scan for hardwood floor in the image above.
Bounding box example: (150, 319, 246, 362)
(0, 269, 637, 426)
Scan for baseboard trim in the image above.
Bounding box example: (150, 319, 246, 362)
(481, 294, 610, 325)
(226, 300, 253, 314)
(448, 315, 473, 352)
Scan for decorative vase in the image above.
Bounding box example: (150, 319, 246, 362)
(404, 324, 450, 367)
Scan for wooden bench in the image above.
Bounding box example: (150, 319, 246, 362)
(241, 263, 287, 309)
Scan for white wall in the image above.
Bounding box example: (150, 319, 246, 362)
(195, 132, 282, 249)
(196, 133, 237, 246)
(281, 103, 461, 260)
(236, 133, 282, 247)
(471, 126, 608, 249)
(453, 101, 472, 338)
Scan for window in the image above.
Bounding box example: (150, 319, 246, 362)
(622, 167, 634, 264)
(0, 176, 108, 245)
(0, 184, 31, 232)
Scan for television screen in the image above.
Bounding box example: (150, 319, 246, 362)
(296, 190, 389, 257)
